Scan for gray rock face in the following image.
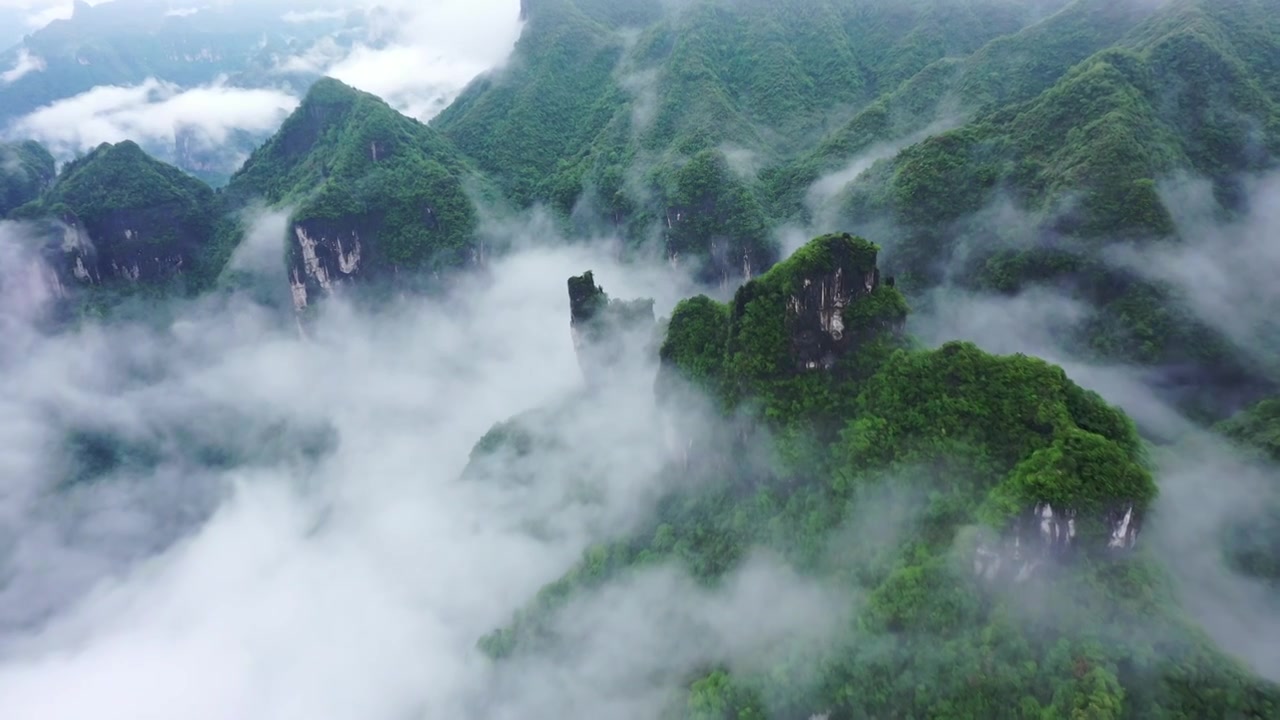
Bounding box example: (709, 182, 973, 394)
(34, 211, 192, 291)
(288, 218, 365, 310)
(786, 264, 882, 372)
(778, 234, 902, 373)
(974, 502, 1142, 583)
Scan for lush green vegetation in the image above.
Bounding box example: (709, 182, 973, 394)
(5, 0, 1280, 714)
(434, 0, 1066, 277)
(828, 0, 1280, 375)
(437, 0, 1280, 393)
(8, 140, 220, 297)
(222, 78, 484, 285)
(1219, 398, 1280, 464)
(470, 233, 1278, 718)
(1215, 399, 1280, 583)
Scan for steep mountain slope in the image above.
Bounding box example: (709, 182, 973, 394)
(434, 0, 1069, 282)
(1215, 398, 1280, 584)
(763, 0, 1176, 216)
(0, 140, 55, 216)
(1220, 398, 1280, 464)
(826, 0, 1280, 376)
(437, 0, 1280, 413)
(471, 233, 1280, 719)
(8, 140, 219, 301)
(221, 78, 485, 309)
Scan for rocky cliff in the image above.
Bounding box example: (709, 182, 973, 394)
(974, 502, 1142, 583)
(567, 270, 655, 385)
(7, 141, 218, 296)
(775, 233, 901, 372)
(658, 233, 1151, 580)
(224, 77, 483, 311)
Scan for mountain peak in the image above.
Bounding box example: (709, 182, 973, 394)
(300, 76, 366, 106)
(225, 76, 482, 310)
(13, 141, 217, 295)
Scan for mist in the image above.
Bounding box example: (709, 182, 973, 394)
(1, 0, 525, 166)
(0, 214, 847, 718)
(894, 168, 1280, 682)
(8, 78, 298, 161)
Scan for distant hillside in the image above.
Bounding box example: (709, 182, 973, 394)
(0, 140, 55, 216)
(0, 0, 340, 124)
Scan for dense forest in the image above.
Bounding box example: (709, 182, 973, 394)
(2, 0, 1280, 718)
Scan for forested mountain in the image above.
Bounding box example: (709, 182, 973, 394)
(436, 0, 1076, 282)
(221, 78, 486, 309)
(467, 234, 1280, 718)
(433, 0, 1280, 415)
(6, 139, 219, 306)
(2, 1, 1280, 718)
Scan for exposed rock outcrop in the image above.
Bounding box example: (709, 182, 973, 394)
(9, 141, 218, 301)
(224, 78, 481, 310)
(568, 270, 655, 386)
(781, 233, 901, 372)
(973, 502, 1142, 583)
(288, 218, 366, 310)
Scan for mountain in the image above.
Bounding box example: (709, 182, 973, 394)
(1215, 398, 1280, 585)
(1, 1, 1280, 715)
(222, 78, 486, 310)
(830, 0, 1280, 343)
(434, 0, 1075, 282)
(436, 0, 1280, 418)
(0, 140, 55, 216)
(7, 140, 219, 304)
(472, 232, 1279, 718)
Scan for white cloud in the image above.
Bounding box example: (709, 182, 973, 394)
(0, 217, 842, 718)
(281, 8, 345, 23)
(1106, 172, 1280, 371)
(1, 49, 46, 85)
(0, 0, 112, 30)
(4, 1, 525, 152)
(7, 76, 299, 157)
(278, 0, 524, 121)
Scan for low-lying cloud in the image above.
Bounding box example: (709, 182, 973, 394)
(0, 213, 843, 718)
(3, 0, 526, 169)
(275, 0, 524, 121)
(1, 49, 45, 85)
(1107, 172, 1280, 375)
(897, 168, 1280, 680)
(7, 76, 299, 160)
